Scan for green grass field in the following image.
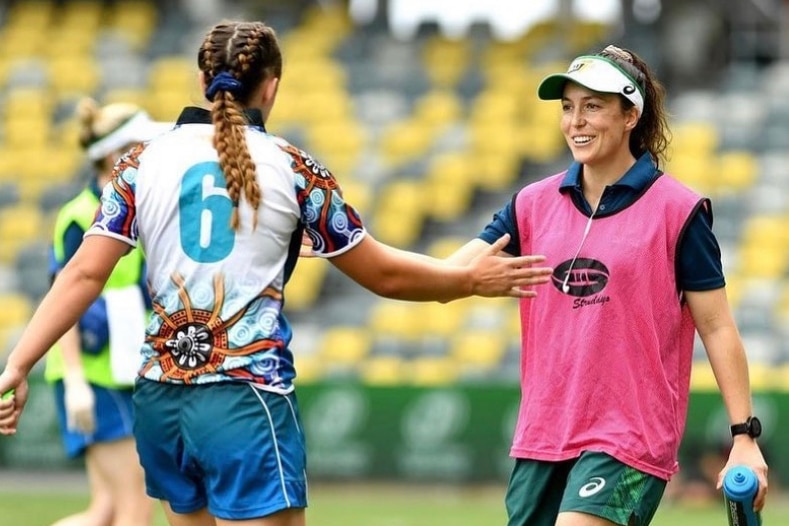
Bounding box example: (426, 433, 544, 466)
(0, 483, 786, 525)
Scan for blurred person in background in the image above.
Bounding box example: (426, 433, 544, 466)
(0, 19, 552, 526)
(44, 98, 167, 526)
(444, 45, 768, 526)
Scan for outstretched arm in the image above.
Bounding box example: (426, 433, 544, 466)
(686, 287, 768, 511)
(0, 235, 130, 434)
(330, 234, 552, 303)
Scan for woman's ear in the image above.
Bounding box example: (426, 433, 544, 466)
(262, 76, 280, 106)
(625, 107, 640, 131)
(198, 71, 207, 96)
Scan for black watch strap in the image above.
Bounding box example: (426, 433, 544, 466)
(730, 416, 762, 438)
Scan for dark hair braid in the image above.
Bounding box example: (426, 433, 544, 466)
(198, 21, 282, 230)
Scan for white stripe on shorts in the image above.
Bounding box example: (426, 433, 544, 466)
(249, 385, 291, 508)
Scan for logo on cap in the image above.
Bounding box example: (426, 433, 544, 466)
(567, 59, 591, 74)
(623, 84, 636, 95)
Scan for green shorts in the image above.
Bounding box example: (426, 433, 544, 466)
(505, 451, 666, 526)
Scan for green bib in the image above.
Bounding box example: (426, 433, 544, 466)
(44, 188, 145, 388)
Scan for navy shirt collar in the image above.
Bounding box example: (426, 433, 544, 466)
(175, 106, 267, 131)
(89, 176, 102, 199)
(559, 152, 659, 193)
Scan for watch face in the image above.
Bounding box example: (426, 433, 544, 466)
(749, 417, 762, 438)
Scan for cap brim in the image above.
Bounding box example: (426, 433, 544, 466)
(537, 74, 574, 100)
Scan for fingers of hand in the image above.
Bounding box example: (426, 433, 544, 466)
(0, 406, 18, 435)
(510, 255, 547, 266)
(487, 234, 511, 254)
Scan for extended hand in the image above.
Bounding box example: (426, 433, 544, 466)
(468, 234, 553, 298)
(0, 368, 29, 435)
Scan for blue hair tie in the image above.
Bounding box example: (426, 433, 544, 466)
(205, 71, 243, 101)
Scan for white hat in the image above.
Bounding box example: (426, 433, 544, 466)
(86, 111, 172, 161)
(537, 55, 645, 116)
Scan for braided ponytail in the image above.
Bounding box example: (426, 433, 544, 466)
(198, 21, 282, 230)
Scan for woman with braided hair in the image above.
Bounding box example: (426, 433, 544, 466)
(443, 45, 768, 525)
(0, 20, 553, 526)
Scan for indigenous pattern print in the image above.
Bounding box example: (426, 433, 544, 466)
(141, 273, 285, 385)
(91, 143, 146, 242)
(279, 144, 365, 254)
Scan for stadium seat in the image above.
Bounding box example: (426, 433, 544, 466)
(717, 151, 757, 193)
(0, 291, 33, 329)
(318, 326, 372, 366)
(0, 204, 46, 266)
(292, 353, 323, 384)
(412, 89, 464, 130)
(368, 299, 423, 341)
(359, 355, 405, 385)
(421, 37, 471, 89)
(370, 180, 426, 246)
(408, 356, 459, 386)
(284, 256, 329, 311)
(106, 0, 158, 51)
(378, 121, 436, 168)
(689, 360, 718, 391)
(449, 328, 508, 370)
(417, 299, 470, 338)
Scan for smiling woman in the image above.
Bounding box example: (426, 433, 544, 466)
(441, 44, 768, 526)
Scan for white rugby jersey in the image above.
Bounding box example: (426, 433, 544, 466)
(86, 107, 366, 392)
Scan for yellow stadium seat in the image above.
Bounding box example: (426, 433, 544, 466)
(748, 362, 774, 392)
(449, 328, 508, 370)
(426, 236, 469, 259)
(417, 300, 470, 338)
(671, 122, 719, 156)
(421, 38, 471, 88)
(6, 1, 53, 29)
(468, 151, 520, 192)
(666, 153, 717, 195)
(335, 179, 372, 218)
(3, 118, 50, 149)
(409, 356, 459, 386)
(717, 151, 758, 193)
(469, 91, 520, 126)
(49, 56, 100, 96)
(371, 208, 423, 247)
(4, 88, 55, 121)
(371, 180, 425, 246)
(61, 0, 103, 28)
(0, 292, 33, 329)
(281, 59, 347, 93)
(107, 1, 158, 51)
(379, 121, 436, 167)
(413, 90, 464, 129)
(319, 326, 372, 366)
(149, 56, 198, 93)
(359, 355, 405, 385)
(292, 353, 323, 384)
(284, 257, 329, 311)
(424, 178, 474, 222)
(368, 300, 422, 340)
(690, 360, 718, 392)
(737, 246, 787, 279)
(149, 90, 192, 122)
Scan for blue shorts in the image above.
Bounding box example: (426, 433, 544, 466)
(133, 379, 307, 520)
(53, 381, 135, 458)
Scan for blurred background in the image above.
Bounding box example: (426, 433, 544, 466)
(0, 0, 788, 518)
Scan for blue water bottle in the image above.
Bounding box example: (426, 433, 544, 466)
(723, 466, 762, 526)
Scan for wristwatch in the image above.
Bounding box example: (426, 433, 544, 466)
(730, 416, 762, 439)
